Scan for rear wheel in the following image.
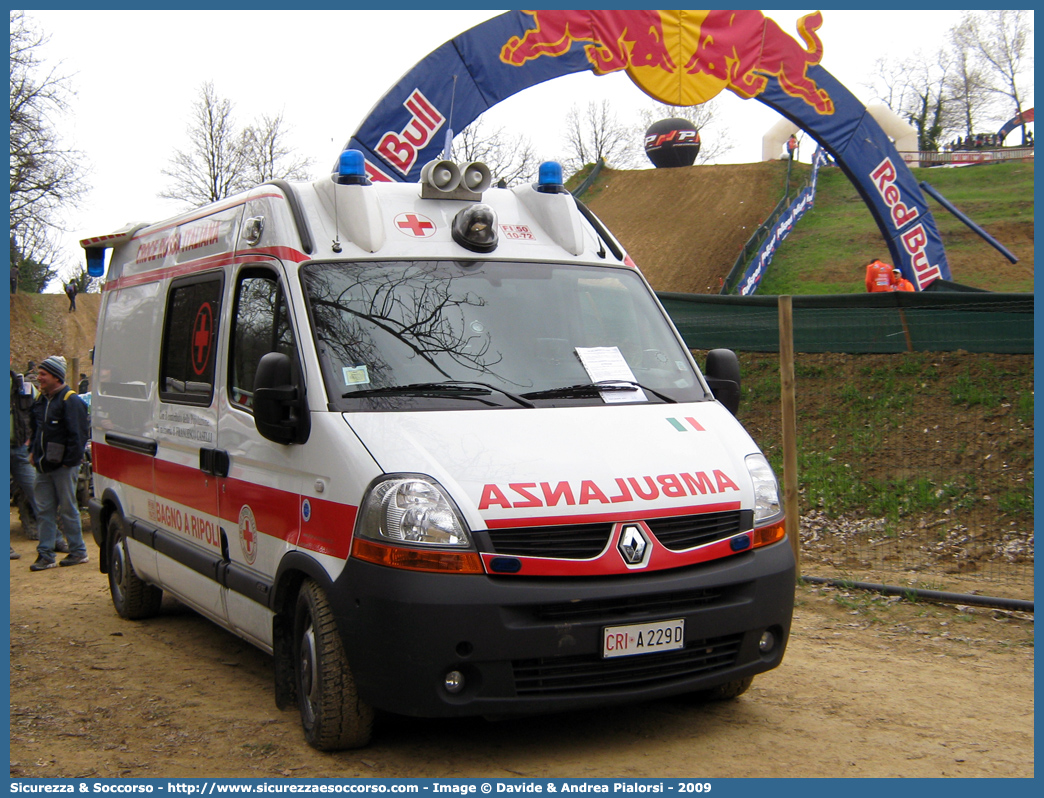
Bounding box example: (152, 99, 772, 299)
(293, 579, 374, 750)
(77, 458, 92, 509)
(108, 513, 163, 619)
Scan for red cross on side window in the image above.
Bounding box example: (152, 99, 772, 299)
(395, 213, 436, 237)
(191, 303, 214, 376)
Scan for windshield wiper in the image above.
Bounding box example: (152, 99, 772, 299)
(344, 381, 534, 408)
(521, 380, 677, 403)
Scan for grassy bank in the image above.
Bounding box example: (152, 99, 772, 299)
(759, 160, 1034, 295)
(729, 350, 1034, 528)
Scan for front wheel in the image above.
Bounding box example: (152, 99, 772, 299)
(108, 513, 163, 619)
(293, 579, 374, 750)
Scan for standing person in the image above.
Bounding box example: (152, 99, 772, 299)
(893, 268, 915, 292)
(13, 366, 70, 552)
(65, 281, 77, 312)
(77, 372, 89, 395)
(786, 134, 798, 160)
(27, 355, 90, 571)
(11, 367, 37, 559)
(864, 259, 896, 292)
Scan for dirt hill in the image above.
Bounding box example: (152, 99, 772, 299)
(583, 160, 791, 293)
(584, 159, 1034, 294)
(9, 292, 101, 382)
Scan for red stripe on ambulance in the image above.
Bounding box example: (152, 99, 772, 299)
(94, 441, 356, 558)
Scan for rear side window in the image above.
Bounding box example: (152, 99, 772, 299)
(159, 274, 223, 406)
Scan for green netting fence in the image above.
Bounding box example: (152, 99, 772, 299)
(658, 291, 1033, 354)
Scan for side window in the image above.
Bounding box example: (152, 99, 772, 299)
(229, 268, 298, 411)
(159, 274, 223, 406)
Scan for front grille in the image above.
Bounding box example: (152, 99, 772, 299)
(487, 522, 612, 558)
(647, 510, 752, 551)
(513, 634, 743, 695)
(531, 586, 733, 623)
(487, 511, 753, 560)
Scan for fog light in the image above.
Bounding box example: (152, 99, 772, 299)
(758, 630, 776, 653)
(444, 670, 465, 694)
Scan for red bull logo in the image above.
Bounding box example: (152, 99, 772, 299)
(499, 10, 834, 114)
(683, 10, 833, 114)
(500, 10, 676, 75)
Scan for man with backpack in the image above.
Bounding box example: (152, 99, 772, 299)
(27, 355, 90, 570)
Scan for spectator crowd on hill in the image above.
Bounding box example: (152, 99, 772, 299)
(945, 131, 1033, 151)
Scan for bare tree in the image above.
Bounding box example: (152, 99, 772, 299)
(635, 100, 736, 165)
(865, 49, 956, 151)
(906, 50, 954, 152)
(946, 15, 996, 139)
(561, 99, 643, 175)
(241, 112, 313, 186)
(865, 57, 917, 115)
(161, 82, 248, 206)
(452, 118, 538, 186)
(966, 10, 1033, 144)
(9, 11, 86, 276)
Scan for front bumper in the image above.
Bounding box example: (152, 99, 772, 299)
(332, 539, 795, 717)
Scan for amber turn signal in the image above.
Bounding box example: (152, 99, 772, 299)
(752, 520, 786, 549)
(351, 538, 484, 574)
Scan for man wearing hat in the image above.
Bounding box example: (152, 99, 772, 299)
(27, 355, 90, 570)
(893, 268, 915, 292)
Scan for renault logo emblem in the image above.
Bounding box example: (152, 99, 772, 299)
(618, 524, 649, 566)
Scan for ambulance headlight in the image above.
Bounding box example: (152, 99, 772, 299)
(359, 476, 472, 548)
(746, 454, 781, 523)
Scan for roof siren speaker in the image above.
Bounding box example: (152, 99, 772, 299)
(420, 160, 462, 193)
(461, 161, 492, 194)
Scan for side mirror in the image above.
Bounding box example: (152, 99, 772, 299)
(704, 348, 741, 416)
(253, 352, 310, 445)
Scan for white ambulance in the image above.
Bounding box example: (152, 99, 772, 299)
(82, 153, 794, 750)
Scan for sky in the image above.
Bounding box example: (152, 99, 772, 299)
(21, 8, 1033, 285)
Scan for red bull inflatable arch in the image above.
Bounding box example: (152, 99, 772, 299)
(343, 10, 951, 289)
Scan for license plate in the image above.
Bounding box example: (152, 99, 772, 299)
(602, 618, 685, 659)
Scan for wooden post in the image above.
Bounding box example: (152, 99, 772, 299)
(898, 307, 914, 352)
(70, 357, 80, 389)
(778, 296, 801, 576)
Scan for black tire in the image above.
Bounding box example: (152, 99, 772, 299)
(108, 514, 163, 620)
(77, 459, 93, 509)
(293, 579, 374, 750)
(690, 675, 754, 702)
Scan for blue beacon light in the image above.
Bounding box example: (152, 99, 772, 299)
(337, 149, 370, 185)
(536, 161, 566, 193)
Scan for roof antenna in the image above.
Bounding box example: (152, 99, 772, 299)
(441, 75, 458, 160)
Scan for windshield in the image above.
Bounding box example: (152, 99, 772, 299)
(300, 260, 708, 410)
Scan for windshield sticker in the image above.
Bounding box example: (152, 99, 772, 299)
(575, 346, 647, 403)
(500, 224, 535, 240)
(342, 364, 371, 386)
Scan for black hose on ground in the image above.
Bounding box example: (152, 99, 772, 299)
(801, 576, 1033, 613)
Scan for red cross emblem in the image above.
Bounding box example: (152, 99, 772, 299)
(238, 505, 258, 565)
(395, 212, 436, 237)
(191, 303, 214, 376)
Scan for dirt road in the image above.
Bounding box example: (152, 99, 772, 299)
(9, 515, 1033, 780)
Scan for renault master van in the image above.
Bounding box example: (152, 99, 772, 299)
(82, 153, 794, 750)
